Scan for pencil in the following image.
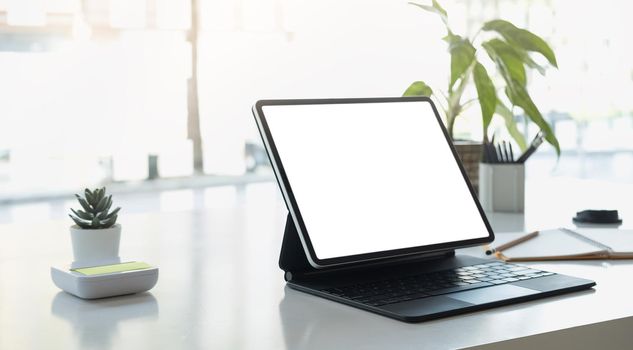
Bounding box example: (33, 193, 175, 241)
(496, 143, 504, 163)
(502, 141, 509, 163)
(485, 231, 539, 255)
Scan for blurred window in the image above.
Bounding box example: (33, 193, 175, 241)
(1, 0, 632, 200)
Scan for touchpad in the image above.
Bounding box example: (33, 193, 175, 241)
(447, 284, 539, 305)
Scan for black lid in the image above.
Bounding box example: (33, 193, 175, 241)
(573, 210, 622, 224)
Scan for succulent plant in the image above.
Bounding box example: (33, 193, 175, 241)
(69, 187, 121, 229)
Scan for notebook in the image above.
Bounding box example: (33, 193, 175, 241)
(495, 228, 633, 261)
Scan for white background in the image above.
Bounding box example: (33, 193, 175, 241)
(263, 101, 490, 259)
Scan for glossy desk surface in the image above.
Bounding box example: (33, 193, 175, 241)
(1, 178, 633, 349)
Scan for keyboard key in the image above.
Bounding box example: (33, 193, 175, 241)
(514, 269, 541, 275)
(381, 297, 408, 305)
(403, 292, 429, 300)
(488, 262, 506, 269)
(323, 263, 548, 306)
(427, 282, 493, 296)
(490, 279, 508, 285)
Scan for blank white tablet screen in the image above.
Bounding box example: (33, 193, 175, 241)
(263, 101, 490, 260)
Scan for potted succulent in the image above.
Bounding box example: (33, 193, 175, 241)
(68, 188, 121, 267)
(404, 1, 560, 190)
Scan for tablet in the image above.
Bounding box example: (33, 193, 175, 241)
(253, 97, 494, 268)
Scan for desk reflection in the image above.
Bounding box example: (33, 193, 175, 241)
(278, 286, 426, 350)
(278, 282, 596, 350)
(51, 292, 159, 349)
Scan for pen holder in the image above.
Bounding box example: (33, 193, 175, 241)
(478, 163, 524, 213)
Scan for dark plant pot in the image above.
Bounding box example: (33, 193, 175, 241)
(452, 140, 483, 194)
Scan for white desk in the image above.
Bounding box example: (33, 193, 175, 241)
(1, 178, 633, 349)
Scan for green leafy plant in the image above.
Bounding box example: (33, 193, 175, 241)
(69, 187, 120, 229)
(404, 0, 560, 154)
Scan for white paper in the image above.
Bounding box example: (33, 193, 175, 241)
(576, 229, 633, 253)
(499, 229, 605, 259)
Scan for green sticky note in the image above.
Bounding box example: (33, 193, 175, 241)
(72, 262, 152, 276)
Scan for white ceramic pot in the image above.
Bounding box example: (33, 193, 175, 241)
(70, 224, 121, 268)
(478, 163, 525, 213)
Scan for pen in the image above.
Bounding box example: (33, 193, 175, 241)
(517, 132, 544, 163)
(487, 136, 499, 163)
(508, 143, 514, 162)
(486, 142, 498, 163)
(496, 143, 504, 163)
(485, 231, 539, 255)
(483, 142, 490, 163)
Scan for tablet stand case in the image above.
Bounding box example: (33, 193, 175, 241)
(279, 213, 455, 281)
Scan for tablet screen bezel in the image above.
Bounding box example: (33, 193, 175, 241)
(253, 97, 494, 268)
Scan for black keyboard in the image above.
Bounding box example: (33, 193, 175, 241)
(323, 262, 555, 307)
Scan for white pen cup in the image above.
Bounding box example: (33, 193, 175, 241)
(478, 163, 525, 213)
